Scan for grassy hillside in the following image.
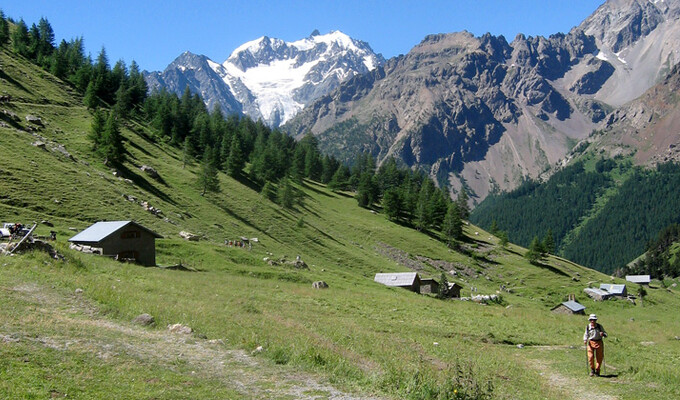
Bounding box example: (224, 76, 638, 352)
(2, 46, 680, 400)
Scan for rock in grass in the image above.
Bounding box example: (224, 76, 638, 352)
(179, 231, 200, 241)
(168, 323, 192, 334)
(312, 281, 329, 289)
(133, 314, 155, 326)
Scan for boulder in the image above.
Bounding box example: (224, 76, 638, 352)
(25, 115, 43, 125)
(312, 281, 329, 289)
(133, 313, 155, 326)
(168, 323, 192, 334)
(179, 231, 200, 241)
(140, 165, 160, 180)
(291, 255, 308, 269)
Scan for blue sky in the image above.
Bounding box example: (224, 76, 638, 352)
(2, 1, 605, 72)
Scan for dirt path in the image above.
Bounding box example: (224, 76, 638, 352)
(3, 282, 385, 400)
(524, 348, 619, 400)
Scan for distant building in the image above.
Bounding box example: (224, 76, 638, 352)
(69, 221, 163, 266)
(584, 287, 611, 301)
(599, 283, 627, 298)
(374, 272, 421, 293)
(626, 275, 651, 286)
(445, 282, 462, 298)
(419, 278, 440, 294)
(551, 300, 586, 315)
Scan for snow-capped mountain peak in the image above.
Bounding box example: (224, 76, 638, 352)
(145, 31, 384, 127)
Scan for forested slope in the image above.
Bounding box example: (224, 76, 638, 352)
(471, 158, 680, 274)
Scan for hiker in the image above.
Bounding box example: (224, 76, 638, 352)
(583, 314, 607, 376)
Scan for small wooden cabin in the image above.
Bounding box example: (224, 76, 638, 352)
(69, 221, 162, 266)
(445, 282, 462, 298)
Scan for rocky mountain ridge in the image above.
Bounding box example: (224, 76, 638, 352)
(285, 0, 680, 203)
(144, 31, 384, 127)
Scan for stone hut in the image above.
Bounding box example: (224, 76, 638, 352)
(551, 300, 586, 315)
(374, 272, 421, 293)
(419, 278, 440, 294)
(584, 287, 611, 301)
(599, 283, 627, 298)
(69, 220, 162, 266)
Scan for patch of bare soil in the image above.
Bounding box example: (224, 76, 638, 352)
(5, 283, 385, 400)
(375, 242, 478, 277)
(524, 350, 618, 400)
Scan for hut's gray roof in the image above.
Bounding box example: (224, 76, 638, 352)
(599, 284, 626, 295)
(626, 275, 651, 284)
(69, 221, 163, 243)
(584, 288, 611, 298)
(559, 300, 586, 312)
(374, 272, 419, 287)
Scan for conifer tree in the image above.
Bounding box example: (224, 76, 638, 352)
(305, 148, 323, 181)
(83, 81, 98, 109)
(291, 145, 306, 181)
(198, 147, 220, 195)
(490, 220, 498, 234)
(12, 19, 30, 56)
(0, 11, 9, 45)
(278, 179, 295, 208)
(442, 202, 463, 246)
(99, 111, 124, 165)
(321, 155, 339, 184)
(498, 231, 509, 248)
(438, 272, 449, 299)
(328, 165, 350, 191)
(543, 229, 555, 255)
(356, 172, 377, 208)
(456, 189, 470, 220)
(88, 109, 105, 151)
(382, 188, 402, 221)
(415, 180, 435, 231)
(525, 236, 543, 264)
(182, 136, 195, 169)
(226, 134, 245, 177)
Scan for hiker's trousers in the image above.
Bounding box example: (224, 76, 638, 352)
(587, 340, 604, 372)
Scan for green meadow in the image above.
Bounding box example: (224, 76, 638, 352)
(2, 46, 680, 399)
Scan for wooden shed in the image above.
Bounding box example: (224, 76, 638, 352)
(551, 300, 586, 315)
(445, 282, 462, 298)
(419, 278, 440, 294)
(374, 272, 421, 293)
(69, 221, 162, 266)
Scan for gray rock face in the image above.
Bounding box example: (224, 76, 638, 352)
(285, 0, 680, 202)
(144, 52, 243, 115)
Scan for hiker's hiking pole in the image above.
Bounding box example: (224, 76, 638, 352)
(585, 342, 590, 376)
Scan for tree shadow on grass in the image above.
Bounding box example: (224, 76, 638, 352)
(0, 70, 31, 94)
(301, 180, 336, 198)
(530, 260, 570, 277)
(117, 164, 177, 206)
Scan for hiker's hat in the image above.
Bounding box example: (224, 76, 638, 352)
(589, 314, 597, 320)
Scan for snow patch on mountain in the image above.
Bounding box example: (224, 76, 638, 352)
(145, 30, 383, 127)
